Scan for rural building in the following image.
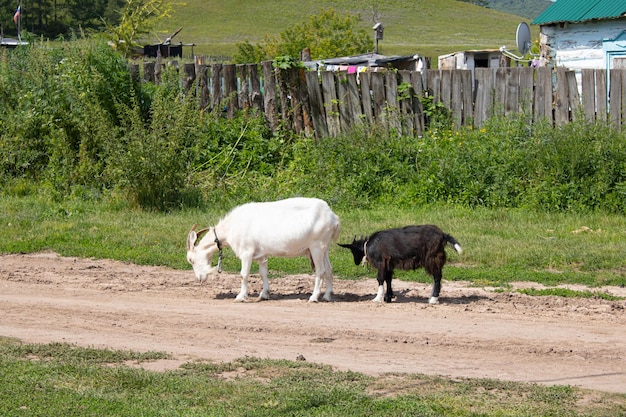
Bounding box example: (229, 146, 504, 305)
(532, 0, 626, 72)
(438, 49, 509, 74)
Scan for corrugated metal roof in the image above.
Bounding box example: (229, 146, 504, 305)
(532, 0, 626, 25)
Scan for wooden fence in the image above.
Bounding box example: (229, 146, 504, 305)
(131, 60, 626, 137)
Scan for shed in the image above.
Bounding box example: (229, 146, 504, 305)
(438, 49, 509, 74)
(532, 0, 626, 72)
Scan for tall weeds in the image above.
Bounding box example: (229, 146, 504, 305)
(1, 38, 626, 213)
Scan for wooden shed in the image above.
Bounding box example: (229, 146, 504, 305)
(532, 0, 626, 72)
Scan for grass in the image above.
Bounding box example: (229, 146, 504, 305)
(1, 195, 625, 291)
(1, 337, 624, 416)
(151, 0, 538, 62)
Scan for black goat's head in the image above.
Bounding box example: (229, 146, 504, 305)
(338, 235, 367, 266)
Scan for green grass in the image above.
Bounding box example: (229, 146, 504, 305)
(152, 0, 537, 62)
(1, 195, 625, 290)
(1, 337, 624, 416)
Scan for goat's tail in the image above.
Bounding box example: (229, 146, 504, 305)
(444, 234, 463, 254)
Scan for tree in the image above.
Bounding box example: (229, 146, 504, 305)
(102, 0, 179, 57)
(234, 8, 372, 63)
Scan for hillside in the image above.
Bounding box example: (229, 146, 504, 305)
(154, 0, 533, 61)
(487, 0, 552, 20)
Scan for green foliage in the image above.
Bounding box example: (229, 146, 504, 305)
(517, 288, 623, 301)
(102, 0, 181, 57)
(235, 8, 371, 63)
(1, 338, 623, 416)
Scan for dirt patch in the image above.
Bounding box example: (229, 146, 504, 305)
(1, 252, 625, 393)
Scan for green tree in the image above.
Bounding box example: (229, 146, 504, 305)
(102, 0, 179, 57)
(235, 8, 372, 63)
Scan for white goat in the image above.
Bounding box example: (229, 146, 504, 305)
(186, 197, 340, 302)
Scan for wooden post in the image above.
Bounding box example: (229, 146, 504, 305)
(211, 63, 223, 112)
(261, 61, 279, 132)
(248, 64, 264, 112)
(359, 72, 374, 125)
(183, 63, 196, 92)
(223, 64, 238, 118)
(321, 71, 341, 137)
(305, 70, 329, 139)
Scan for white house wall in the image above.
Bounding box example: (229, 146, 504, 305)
(541, 19, 626, 70)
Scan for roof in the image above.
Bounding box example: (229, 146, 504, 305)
(321, 53, 420, 67)
(532, 0, 626, 25)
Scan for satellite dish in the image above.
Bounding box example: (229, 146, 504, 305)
(516, 22, 531, 55)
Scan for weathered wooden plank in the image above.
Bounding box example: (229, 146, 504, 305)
(305, 70, 328, 138)
(223, 64, 238, 118)
(237, 64, 250, 111)
(144, 62, 155, 83)
(609, 68, 622, 129)
(534, 66, 552, 123)
(581, 69, 595, 121)
(346, 72, 363, 127)
(399, 70, 415, 135)
(385, 71, 401, 134)
(474, 68, 493, 127)
(566, 70, 580, 121)
(505, 67, 519, 116)
(248, 64, 263, 112)
(195, 64, 209, 110)
(621, 70, 626, 131)
(554, 68, 569, 125)
(426, 69, 441, 103)
(275, 68, 292, 130)
(321, 71, 341, 137)
(370, 72, 386, 124)
(460, 70, 473, 127)
(596, 69, 607, 121)
(210, 63, 223, 112)
(440, 70, 452, 110)
(410, 71, 425, 135)
(336, 72, 352, 130)
(518, 67, 534, 116)
(296, 68, 314, 135)
(450, 70, 463, 129)
(285, 68, 305, 134)
(183, 63, 196, 93)
(261, 61, 279, 132)
(495, 67, 506, 116)
(359, 72, 374, 124)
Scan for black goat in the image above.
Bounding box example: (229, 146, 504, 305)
(339, 225, 462, 304)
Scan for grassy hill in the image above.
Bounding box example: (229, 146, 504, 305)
(154, 0, 536, 62)
(487, 0, 552, 20)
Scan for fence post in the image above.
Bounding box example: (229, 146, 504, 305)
(261, 61, 279, 132)
(305, 70, 329, 139)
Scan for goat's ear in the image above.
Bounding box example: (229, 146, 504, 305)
(337, 242, 352, 249)
(187, 227, 198, 251)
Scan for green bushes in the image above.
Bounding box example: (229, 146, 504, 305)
(2, 38, 626, 213)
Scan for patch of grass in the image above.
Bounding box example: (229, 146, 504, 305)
(154, 0, 531, 61)
(2, 196, 626, 288)
(0, 340, 624, 416)
(517, 288, 624, 301)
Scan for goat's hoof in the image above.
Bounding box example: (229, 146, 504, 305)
(258, 292, 270, 301)
(428, 296, 439, 304)
(234, 295, 247, 302)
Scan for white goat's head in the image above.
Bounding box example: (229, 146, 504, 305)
(186, 224, 220, 282)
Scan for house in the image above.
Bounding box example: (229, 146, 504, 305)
(532, 0, 626, 72)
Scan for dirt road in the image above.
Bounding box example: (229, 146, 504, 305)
(1, 252, 625, 393)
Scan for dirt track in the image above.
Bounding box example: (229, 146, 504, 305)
(1, 252, 625, 393)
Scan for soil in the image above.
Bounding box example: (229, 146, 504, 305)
(1, 252, 625, 393)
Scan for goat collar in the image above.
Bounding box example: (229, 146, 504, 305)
(214, 228, 224, 273)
